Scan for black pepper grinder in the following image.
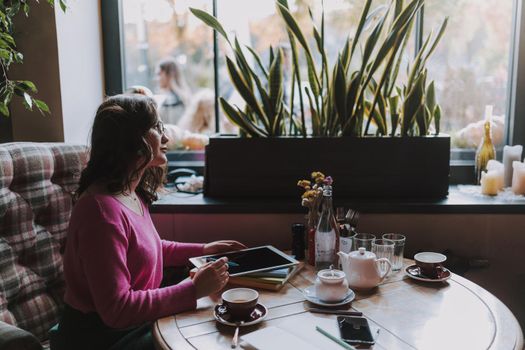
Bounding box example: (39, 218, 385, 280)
(291, 223, 305, 260)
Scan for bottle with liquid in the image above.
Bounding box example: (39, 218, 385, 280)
(336, 207, 353, 254)
(475, 105, 496, 184)
(315, 185, 339, 271)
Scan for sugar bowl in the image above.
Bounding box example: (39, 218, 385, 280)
(314, 267, 349, 302)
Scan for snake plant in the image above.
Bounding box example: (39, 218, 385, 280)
(191, 0, 447, 137)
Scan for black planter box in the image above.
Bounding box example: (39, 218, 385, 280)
(204, 135, 450, 199)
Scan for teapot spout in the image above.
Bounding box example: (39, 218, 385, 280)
(337, 251, 350, 261)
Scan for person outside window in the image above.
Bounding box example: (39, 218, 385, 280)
(156, 57, 191, 125)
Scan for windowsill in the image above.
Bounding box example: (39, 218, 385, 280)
(151, 185, 525, 214)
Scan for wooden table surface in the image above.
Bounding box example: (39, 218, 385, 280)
(153, 260, 523, 350)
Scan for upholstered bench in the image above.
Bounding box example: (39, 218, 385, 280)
(0, 143, 87, 350)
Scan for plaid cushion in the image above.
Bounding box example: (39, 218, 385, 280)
(0, 143, 87, 341)
(0, 320, 41, 350)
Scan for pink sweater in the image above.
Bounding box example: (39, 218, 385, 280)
(63, 194, 204, 329)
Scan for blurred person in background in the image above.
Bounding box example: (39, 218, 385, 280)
(156, 57, 191, 125)
(177, 88, 237, 136)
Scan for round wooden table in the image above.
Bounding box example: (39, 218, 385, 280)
(154, 260, 523, 350)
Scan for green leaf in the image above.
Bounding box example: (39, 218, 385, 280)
(268, 49, 283, 123)
(402, 72, 425, 135)
(18, 80, 37, 93)
(233, 37, 253, 90)
(350, 0, 373, 59)
(23, 92, 33, 110)
(34, 98, 50, 114)
(225, 57, 269, 131)
(426, 81, 436, 115)
(276, 3, 312, 57)
(189, 8, 231, 45)
(245, 46, 269, 79)
(414, 103, 427, 136)
(389, 96, 400, 136)
(59, 0, 67, 12)
(219, 97, 266, 137)
(0, 102, 9, 117)
(434, 104, 442, 135)
(333, 58, 347, 123)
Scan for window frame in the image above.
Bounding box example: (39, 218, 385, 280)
(101, 0, 525, 185)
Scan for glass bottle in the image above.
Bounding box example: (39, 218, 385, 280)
(475, 105, 496, 184)
(315, 185, 339, 270)
(337, 207, 353, 254)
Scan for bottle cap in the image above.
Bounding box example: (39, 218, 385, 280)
(292, 223, 305, 234)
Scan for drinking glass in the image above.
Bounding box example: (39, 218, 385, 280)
(382, 233, 406, 271)
(353, 233, 376, 251)
(372, 239, 394, 275)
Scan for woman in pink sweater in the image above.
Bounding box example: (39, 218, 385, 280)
(53, 94, 245, 350)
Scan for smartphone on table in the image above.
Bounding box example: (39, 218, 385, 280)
(337, 316, 375, 346)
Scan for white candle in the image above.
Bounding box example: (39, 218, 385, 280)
(486, 160, 504, 190)
(511, 161, 525, 195)
(481, 171, 500, 196)
(503, 145, 523, 187)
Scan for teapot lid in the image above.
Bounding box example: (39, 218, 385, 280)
(350, 247, 376, 260)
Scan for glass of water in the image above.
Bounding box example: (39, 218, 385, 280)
(382, 233, 406, 271)
(372, 239, 394, 275)
(353, 233, 376, 252)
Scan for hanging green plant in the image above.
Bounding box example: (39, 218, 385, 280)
(0, 0, 67, 117)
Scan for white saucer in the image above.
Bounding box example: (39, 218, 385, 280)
(303, 286, 355, 307)
(214, 303, 268, 327)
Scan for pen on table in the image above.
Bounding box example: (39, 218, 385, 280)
(206, 257, 240, 267)
(308, 308, 363, 316)
(315, 326, 356, 350)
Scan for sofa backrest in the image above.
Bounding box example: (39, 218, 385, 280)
(0, 143, 87, 341)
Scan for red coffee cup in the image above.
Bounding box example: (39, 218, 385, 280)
(221, 288, 259, 321)
(414, 252, 447, 279)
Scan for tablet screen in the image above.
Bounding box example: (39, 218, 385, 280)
(190, 246, 298, 276)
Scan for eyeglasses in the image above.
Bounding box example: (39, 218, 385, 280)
(153, 120, 166, 135)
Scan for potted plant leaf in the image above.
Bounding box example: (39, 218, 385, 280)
(191, 0, 450, 199)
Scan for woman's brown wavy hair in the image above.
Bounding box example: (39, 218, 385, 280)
(77, 94, 164, 204)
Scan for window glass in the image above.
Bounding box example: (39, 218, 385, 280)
(122, 0, 216, 145)
(216, 0, 403, 134)
(424, 0, 513, 149)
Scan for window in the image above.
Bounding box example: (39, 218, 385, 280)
(102, 0, 525, 183)
(424, 0, 514, 150)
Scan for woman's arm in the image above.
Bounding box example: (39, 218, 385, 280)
(161, 240, 205, 267)
(79, 222, 198, 329)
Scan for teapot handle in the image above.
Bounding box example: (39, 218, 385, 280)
(376, 258, 392, 281)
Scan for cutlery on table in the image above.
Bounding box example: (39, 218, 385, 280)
(308, 308, 363, 316)
(231, 321, 244, 348)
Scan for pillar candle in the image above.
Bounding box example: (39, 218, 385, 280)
(486, 160, 504, 190)
(481, 171, 500, 196)
(511, 161, 525, 195)
(503, 145, 523, 187)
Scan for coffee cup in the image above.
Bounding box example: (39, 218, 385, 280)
(414, 252, 447, 278)
(221, 288, 259, 321)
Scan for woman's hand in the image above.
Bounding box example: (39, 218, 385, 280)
(193, 257, 229, 298)
(203, 240, 247, 255)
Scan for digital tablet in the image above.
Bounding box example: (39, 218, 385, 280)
(189, 245, 299, 277)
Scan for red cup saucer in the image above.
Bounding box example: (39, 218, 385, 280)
(214, 303, 268, 326)
(405, 264, 451, 282)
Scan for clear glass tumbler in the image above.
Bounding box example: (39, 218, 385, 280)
(382, 233, 406, 271)
(372, 239, 394, 275)
(353, 233, 376, 252)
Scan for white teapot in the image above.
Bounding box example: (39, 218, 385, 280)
(314, 268, 349, 302)
(337, 247, 391, 290)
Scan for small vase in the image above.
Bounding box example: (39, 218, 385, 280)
(306, 211, 318, 266)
